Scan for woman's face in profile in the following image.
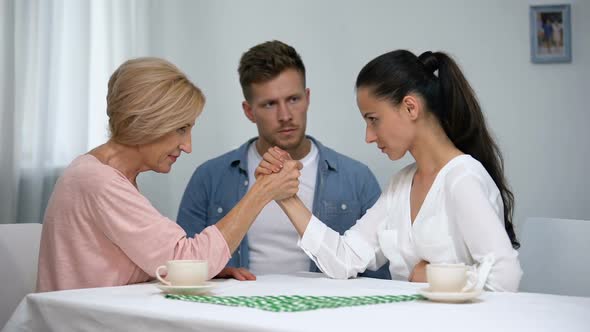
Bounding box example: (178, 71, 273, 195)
(137, 122, 195, 173)
(356, 87, 414, 161)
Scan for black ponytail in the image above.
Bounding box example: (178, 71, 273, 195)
(356, 50, 519, 249)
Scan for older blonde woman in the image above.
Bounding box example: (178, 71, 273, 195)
(37, 58, 301, 292)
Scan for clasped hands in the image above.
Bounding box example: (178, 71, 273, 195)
(255, 146, 301, 201)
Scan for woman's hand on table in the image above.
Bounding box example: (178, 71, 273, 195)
(409, 260, 429, 282)
(215, 267, 256, 281)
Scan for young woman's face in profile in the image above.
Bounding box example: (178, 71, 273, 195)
(138, 121, 195, 173)
(356, 87, 414, 161)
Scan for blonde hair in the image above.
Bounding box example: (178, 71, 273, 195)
(106, 57, 205, 145)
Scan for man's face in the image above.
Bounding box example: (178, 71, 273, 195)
(243, 69, 310, 156)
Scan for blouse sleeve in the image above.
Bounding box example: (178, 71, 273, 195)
(445, 173, 523, 291)
(298, 192, 390, 279)
(91, 176, 231, 279)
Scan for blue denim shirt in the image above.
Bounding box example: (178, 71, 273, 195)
(177, 136, 390, 279)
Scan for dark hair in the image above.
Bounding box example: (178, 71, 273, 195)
(356, 50, 519, 249)
(238, 40, 306, 101)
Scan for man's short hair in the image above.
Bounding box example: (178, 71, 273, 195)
(238, 40, 306, 101)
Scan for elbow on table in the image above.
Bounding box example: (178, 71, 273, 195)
(487, 259, 523, 292)
(315, 263, 360, 280)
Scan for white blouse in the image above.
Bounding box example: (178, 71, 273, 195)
(299, 155, 522, 291)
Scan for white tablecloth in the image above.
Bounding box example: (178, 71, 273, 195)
(3, 273, 590, 332)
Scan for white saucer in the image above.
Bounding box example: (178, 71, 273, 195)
(418, 287, 483, 303)
(156, 282, 215, 295)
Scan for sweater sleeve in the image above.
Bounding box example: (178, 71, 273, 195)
(90, 175, 230, 279)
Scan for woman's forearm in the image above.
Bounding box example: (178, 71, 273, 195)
(276, 195, 312, 236)
(215, 182, 271, 253)
(214, 160, 301, 253)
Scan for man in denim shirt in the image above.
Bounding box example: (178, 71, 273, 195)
(177, 40, 390, 280)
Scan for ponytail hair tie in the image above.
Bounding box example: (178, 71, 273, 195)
(418, 51, 439, 75)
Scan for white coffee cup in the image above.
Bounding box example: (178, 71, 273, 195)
(426, 263, 469, 293)
(155, 260, 208, 286)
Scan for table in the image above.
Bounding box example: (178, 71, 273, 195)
(3, 273, 589, 332)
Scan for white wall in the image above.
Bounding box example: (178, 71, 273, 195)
(137, 0, 590, 235)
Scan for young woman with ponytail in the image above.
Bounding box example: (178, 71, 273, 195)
(255, 50, 522, 292)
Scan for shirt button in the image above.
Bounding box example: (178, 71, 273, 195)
(217, 207, 223, 214)
(244, 180, 249, 186)
(341, 204, 347, 210)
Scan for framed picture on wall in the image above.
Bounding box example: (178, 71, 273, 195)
(530, 4, 572, 63)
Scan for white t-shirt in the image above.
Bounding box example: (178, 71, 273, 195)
(247, 141, 319, 275)
(299, 155, 522, 291)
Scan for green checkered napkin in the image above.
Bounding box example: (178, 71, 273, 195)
(165, 294, 425, 312)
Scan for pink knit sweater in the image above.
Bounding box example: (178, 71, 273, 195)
(37, 154, 230, 292)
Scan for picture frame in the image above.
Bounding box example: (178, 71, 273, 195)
(530, 4, 572, 63)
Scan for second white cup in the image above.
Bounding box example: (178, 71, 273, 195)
(426, 263, 468, 292)
(156, 260, 208, 286)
